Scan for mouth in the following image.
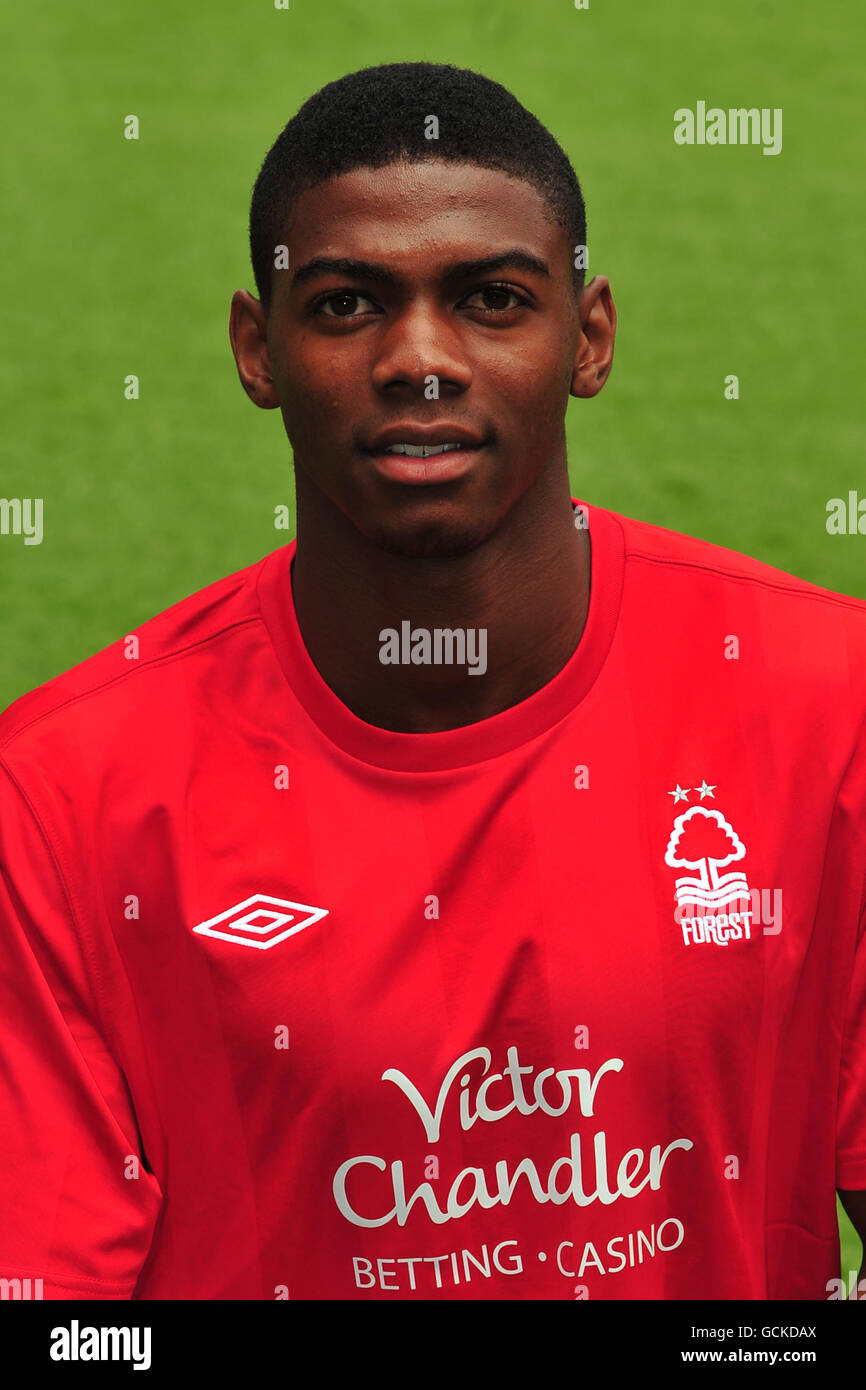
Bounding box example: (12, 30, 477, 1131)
(379, 442, 465, 458)
(362, 427, 488, 485)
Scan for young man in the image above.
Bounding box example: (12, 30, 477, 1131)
(1, 62, 864, 1301)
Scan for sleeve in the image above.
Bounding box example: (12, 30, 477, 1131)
(0, 759, 163, 1298)
(837, 897, 866, 1190)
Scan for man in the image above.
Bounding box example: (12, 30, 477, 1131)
(0, 62, 864, 1300)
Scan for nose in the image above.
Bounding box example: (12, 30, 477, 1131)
(369, 299, 473, 395)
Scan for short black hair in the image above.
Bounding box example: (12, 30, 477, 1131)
(249, 62, 587, 310)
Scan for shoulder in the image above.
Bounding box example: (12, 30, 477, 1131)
(587, 502, 866, 720)
(0, 547, 288, 760)
(609, 504, 866, 610)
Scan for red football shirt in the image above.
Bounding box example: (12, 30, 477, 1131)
(1, 500, 865, 1300)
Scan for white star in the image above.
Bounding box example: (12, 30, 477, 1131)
(697, 780, 717, 800)
(668, 785, 691, 803)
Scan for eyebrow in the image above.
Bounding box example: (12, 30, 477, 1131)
(290, 249, 551, 292)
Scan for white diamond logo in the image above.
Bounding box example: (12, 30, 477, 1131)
(192, 894, 329, 950)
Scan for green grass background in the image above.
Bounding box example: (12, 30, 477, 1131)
(0, 0, 862, 1286)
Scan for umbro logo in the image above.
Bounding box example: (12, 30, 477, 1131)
(192, 894, 329, 950)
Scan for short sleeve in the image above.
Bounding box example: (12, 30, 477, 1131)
(0, 760, 163, 1298)
(837, 899, 866, 1189)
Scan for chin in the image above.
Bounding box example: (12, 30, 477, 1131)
(360, 511, 496, 560)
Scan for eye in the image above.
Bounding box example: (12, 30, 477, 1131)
(460, 283, 528, 313)
(317, 291, 378, 318)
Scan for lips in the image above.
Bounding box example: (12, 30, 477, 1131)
(363, 423, 487, 454)
(360, 423, 489, 485)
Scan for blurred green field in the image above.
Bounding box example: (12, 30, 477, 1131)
(0, 0, 862, 1285)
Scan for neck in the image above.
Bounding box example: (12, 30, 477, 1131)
(290, 465, 590, 733)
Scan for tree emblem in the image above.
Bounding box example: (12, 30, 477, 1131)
(665, 806, 749, 910)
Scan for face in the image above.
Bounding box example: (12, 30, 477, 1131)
(230, 159, 615, 557)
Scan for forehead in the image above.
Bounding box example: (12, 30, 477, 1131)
(284, 160, 567, 272)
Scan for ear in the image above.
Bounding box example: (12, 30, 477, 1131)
(229, 290, 280, 409)
(570, 275, 617, 399)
